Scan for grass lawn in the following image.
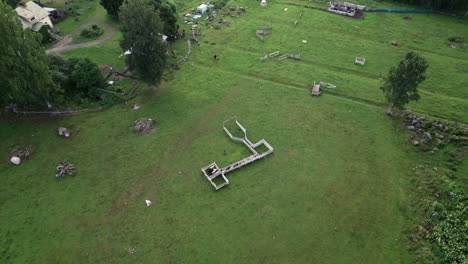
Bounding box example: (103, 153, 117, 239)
(61, 32, 126, 69)
(1, 0, 467, 263)
(48, 0, 100, 36)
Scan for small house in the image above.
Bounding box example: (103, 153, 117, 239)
(197, 4, 208, 15)
(15, 1, 53, 31)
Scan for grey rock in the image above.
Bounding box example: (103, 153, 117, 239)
(413, 140, 419, 145)
(58, 127, 70, 137)
(423, 132, 432, 140)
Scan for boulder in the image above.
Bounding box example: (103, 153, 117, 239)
(58, 127, 70, 137)
(134, 118, 157, 135)
(11, 156, 21, 165)
(413, 140, 419, 146)
(406, 126, 415, 130)
(423, 132, 432, 140)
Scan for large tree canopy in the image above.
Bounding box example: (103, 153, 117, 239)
(119, 0, 166, 85)
(101, 0, 178, 36)
(381, 52, 428, 114)
(0, 0, 58, 107)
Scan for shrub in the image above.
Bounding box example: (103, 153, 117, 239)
(38, 25, 52, 44)
(80, 25, 104, 38)
(68, 57, 104, 97)
(448, 36, 464, 43)
(213, 0, 228, 9)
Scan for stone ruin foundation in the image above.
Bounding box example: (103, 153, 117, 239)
(201, 117, 274, 190)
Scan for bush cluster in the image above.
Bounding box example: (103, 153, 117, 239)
(80, 25, 104, 38)
(48, 54, 104, 104)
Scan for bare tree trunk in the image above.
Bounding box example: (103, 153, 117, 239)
(465, 9, 468, 17)
(386, 103, 394, 116)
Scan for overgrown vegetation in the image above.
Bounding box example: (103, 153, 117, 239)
(48, 54, 105, 104)
(400, 111, 467, 264)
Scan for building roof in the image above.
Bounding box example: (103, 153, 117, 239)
(15, 1, 52, 30)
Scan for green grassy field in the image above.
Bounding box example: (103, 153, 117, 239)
(1, 0, 467, 263)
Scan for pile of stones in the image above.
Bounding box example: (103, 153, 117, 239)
(10, 145, 34, 165)
(56, 160, 75, 178)
(402, 110, 467, 152)
(134, 118, 157, 135)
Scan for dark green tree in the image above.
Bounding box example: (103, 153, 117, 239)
(0, 0, 58, 107)
(100, 0, 123, 20)
(5, 0, 18, 8)
(148, 0, 178, 37)
(101, 0, 178, 36)
(68, 57, 104, 97)
(119, 0, 166, 85)
(381, 52, 428, 115)
(158, 0, 178, 37)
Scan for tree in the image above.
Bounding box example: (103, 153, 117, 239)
(101, 0, 178, 37)
(158, 0, 178, 37)
(0, 0, 58, 107)
(48, 55, 104, 99)
(148, 0, 178, 37)
(380, 52, 428, 115)
(68, 58, 104, 97)
(5, 0, 18, 8)
(119, 0, 166, 85)
(100, 0, 123, 20)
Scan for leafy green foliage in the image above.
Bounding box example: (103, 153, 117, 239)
(47, 54, 104, 101)
(80, 24, 104, 38)
(69, 57, 104, 97)
(158, 0, 178, 37)
(0, 0, 58, 107)
(100, 0, 123, 19)
(101, 0, 178, 36)
(431, 201, 467, 264)
(381, 52, 428, 113)
(38, 25, 52, 44)
(119, 0, 166, 85)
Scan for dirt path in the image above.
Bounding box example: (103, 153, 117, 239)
(46, 7, 119, 54)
